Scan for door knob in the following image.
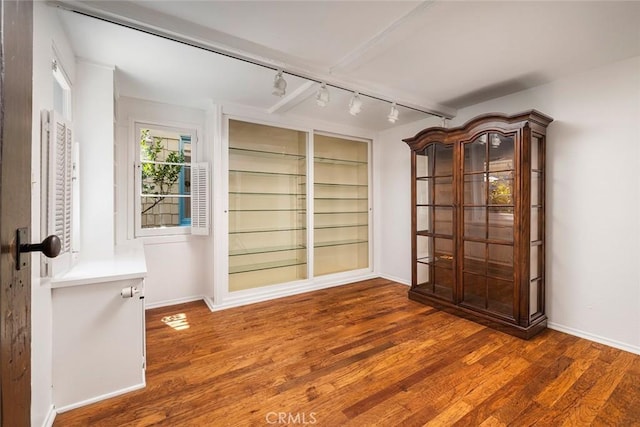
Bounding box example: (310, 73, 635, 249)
(15, 228, 61, 270)
(20, 234, 61, 258)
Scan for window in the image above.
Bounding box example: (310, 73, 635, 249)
(52, 58, 71, 120)
(135, 123, 209, 237)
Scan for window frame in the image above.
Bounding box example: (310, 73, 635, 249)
(134, 122, 198, 237)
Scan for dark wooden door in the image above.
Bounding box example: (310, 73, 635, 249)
(0, 0, 33, 425)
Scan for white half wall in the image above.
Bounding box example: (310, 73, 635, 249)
(31, 4, 76, 426)
(377, 55, 640, 352)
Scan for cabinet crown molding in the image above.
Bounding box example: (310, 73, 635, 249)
(404, 110, 554, 151)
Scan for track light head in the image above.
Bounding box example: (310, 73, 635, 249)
(491, 134, 501, 148)
(272, 70, 287, 97)
(316, 83, 330, 107)
(387, 102, 399, 123)
(349, 92, 362, 116)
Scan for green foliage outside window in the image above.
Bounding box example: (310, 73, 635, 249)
(140, 128, 185, 214)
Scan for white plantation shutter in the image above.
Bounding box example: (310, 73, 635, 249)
(190, 162, 209, 235)
(49, 111, 73, 254)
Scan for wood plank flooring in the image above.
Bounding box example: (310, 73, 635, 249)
(54, 278, 640, 426)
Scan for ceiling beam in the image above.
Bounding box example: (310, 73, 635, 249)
(267, 81, 316, 115)
(330, 1, 437, 74)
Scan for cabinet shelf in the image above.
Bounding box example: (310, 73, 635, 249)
(416, 174, 453, 180)
(229, 259, 307, 275)
(416, 230, 453, 239)
(315, 223, 367, 230)
(229, 191, 305, 196)
(229, 226, 306, 234)
(314, 197, 368, 201)
(417, 256, 453, 269)
(315, 211, 368, 215)
(229, 147, 306, 160)
(315, 239, 367, 248)
(314, 182, 367, 187)
(314, 156, 367, 165)
(229, 244, 306, 257)
(230, 169, 305, 177)
(229, 209, 306, 212)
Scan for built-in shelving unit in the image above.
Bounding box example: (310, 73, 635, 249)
(228, 120, 307, 291)
(313, 134, 369, 276)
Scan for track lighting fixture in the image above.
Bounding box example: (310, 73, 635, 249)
(272, 70, 287, 97)
(316, 83, 330, 107)
(387, 102, 399, 123)
(349, 92, 362, 116)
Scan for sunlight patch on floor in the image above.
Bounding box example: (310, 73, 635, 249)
(161, 313, 190, 331)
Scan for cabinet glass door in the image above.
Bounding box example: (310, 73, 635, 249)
(228, 120, 307, 291)
(530, 135, 544, 320)
(415, 143, 454, 301)
(462, 133, 515, 317)
(313, 134, 369, 276)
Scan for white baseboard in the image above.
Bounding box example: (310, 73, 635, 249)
(202, 295, 215, 311)
(55, 382, 146, 414)
(547, 322, 640, 355)
(144, 295, 205, 310)
(147, 273, 385, 313)
(42, 404, 56, 427)
(378, 273, 410, 286)
(208, 273, 379, 312)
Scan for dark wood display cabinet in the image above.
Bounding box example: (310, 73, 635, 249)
(404, 111, 553, 339)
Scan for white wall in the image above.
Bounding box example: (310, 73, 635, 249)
(377, 56, 640, 353)
(115, 97, 209, 306)
(76, 61, 115, 259)
(373, 116, 440, 284)
(31, 4, 76, 426)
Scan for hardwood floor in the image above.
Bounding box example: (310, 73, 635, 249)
(54, 278, 640, 426)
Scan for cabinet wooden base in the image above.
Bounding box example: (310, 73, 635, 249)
(408, 289, 547, 340)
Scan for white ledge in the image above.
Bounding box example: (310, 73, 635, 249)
(51, 241, 147, 288)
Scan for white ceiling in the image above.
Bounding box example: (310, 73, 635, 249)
(55, 0, 640, 131)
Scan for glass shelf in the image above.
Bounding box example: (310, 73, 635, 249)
(230, 169, 305, 177)
(314, 182, 368, 187)
(229, 226, 306, 234)
(314, 197, 368, 201)
(229, 146, 306, 160)
(229, 259, 307, 275)
(229, 244, 306, 257)
(315, 239, 368, 248)
(314, 156, 367, 165)
(229, 209, 306, 212)
(417, 255, 453, 269)
(229, 191, 305, 196)
(416, 174, 454, 180)
(417, 230, 453, 239)
(314, 211, 369, 214)
(315, 223, 367, 230)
